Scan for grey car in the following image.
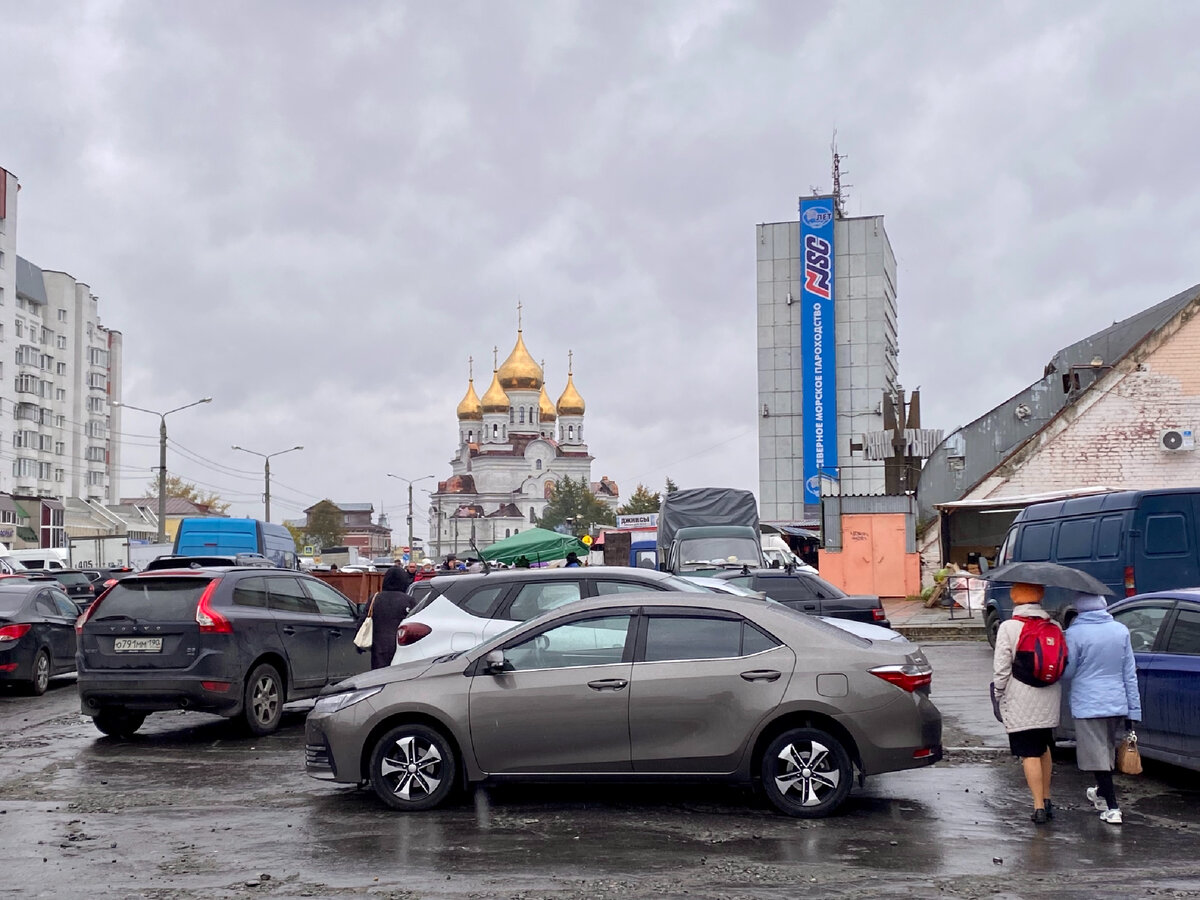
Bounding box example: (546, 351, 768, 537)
(306, 591, 942, 818)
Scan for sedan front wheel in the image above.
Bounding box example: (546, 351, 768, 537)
(369, 724, 456, 811)
(761, 726, 853, 818)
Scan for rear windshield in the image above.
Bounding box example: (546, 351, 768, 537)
(0, 590, 29, 617)
(92, 577, 214, 622)
(55, 572, 91, 586)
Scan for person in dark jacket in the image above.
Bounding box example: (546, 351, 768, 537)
(369, 566, 413, 669)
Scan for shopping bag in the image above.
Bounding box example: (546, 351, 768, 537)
(1116, 730, 1142, 775)
(353, 594, 377, 650)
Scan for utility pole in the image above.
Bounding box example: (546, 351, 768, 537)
(232, 444, 304, 522)
(111, 397, 212, 543)
(386, 474, 435, 562)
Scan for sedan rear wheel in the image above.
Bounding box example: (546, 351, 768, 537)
(243, 663, 284, 736)
(370, 724, 456, 812)
(27, 650, 51, 696)
(761, 726, 853, 818)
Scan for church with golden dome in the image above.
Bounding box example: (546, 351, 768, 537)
(428, 325, 619, 561)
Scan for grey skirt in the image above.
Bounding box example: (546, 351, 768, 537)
(1075, 716, 1123, 771)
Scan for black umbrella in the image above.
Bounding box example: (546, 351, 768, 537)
(984, 561, 1113, 596)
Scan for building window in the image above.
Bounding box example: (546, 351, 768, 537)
(535, 459, 542, 471)
(505, 529, 511, 538)
(56, 362, 65, 375)
(57, 309, 67, 322)
(529, 507, 536, 523)
(38, 462, 52, 480)
(568, 425, 575, 440)
(492, 424, 498, 438)
(14, 319, 23, 338)
(509, 409, 514, 424)
(518, 407, 525, 424)
(55, 441, 64, 455)
(467, 430, 474, 443)
(56, 335, 66, 349)
(54, 468, 64, 482)
(55, 388, 65, 401)
(0, 287, 4, 305)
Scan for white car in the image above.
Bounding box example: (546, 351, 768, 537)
(391, 567, 710, 665)
(682, 574, 909, 643)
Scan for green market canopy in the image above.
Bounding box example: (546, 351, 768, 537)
(479, 527, 587, 565)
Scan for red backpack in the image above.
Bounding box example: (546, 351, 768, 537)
(1012, 618, 1068, 687)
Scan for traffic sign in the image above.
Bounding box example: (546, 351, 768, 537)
(581, 535, 593, 546)
(303, 545, 315, 556)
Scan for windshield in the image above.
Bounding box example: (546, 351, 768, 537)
(92, 577, 213, 622)
(55, 572, 92, 586)
(677, 538, 761, 570)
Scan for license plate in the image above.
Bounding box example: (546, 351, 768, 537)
(113, 637, 163, 653)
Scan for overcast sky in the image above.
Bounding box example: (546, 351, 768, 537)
(2, 1, 1198, 537)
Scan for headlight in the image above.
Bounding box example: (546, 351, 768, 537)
(312, 685, 383, 716)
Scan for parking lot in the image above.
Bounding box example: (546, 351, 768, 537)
(2, 642, 1198, 899)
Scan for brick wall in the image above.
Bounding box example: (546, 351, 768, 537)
(986, 308, 1200, 496)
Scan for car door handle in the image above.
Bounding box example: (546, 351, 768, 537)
(282, 626, 296, 635)
(740, 670, 782, 682)
(587, 679, 628, 691)
(329, 629, 342, 637)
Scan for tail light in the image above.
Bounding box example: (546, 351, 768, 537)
(872, 607, 887, 622)
(195, 581, 231, 633)
(870, 664, 933, 693)
(76, 583, 115, 633)
(396, 622, 431, 646)
(0, 623, 32, 642)
(1124, 566, 1135, 597)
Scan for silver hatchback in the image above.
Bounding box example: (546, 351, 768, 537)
(305, 592, 942, 818)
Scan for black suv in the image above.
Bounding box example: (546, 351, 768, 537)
(46, 569, 99, 611)
(713, 568, 890, 627)
(76, 566, 368, 737)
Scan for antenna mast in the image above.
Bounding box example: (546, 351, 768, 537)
(831, 130, 851, 216)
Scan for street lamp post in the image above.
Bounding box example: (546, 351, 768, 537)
(231, 444, 304, 522)
(110, 397, 212, 543)
(387, 474, 435, 562)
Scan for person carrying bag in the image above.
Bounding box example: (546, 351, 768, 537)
(353, 594, 376, 650)
(1063, 594, 1143, 825)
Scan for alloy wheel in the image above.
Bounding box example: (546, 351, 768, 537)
(773, 738, 841, 807)
(32, 651, 50, 695)
(250, 674, 280, 727)
(379, 734, 444, 802)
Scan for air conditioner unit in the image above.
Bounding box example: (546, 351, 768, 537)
(1160, 428, 1196, 452)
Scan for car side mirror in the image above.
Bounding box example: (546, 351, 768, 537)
(484, 649, 506, 674)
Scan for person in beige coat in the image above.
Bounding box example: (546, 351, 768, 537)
(992, 582, 1064, 824)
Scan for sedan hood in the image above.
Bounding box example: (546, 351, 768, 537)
(319, 658, 437, 695)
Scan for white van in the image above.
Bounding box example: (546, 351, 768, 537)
(9, 547, 70, 570)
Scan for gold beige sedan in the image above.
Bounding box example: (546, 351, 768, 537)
(305, 591, 942, 818)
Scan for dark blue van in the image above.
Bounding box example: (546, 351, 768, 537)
(173, 518, 298, 569)
(985, 489, 1200, 645)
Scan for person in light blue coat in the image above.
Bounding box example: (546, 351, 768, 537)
(1063, 594, 1142, 825)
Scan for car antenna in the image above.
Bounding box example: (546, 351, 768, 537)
(470, 540, 490, 574)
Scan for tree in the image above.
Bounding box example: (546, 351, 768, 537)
(284, 522, 306, 553)
(537, 476, 616, 535)
(617, 483, 661, 516)
(144, 474, 231, 515)
(664, 477, 679, 494)
(305, 499, 346, 551)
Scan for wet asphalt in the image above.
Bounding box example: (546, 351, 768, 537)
(1, 642, 1198, 899)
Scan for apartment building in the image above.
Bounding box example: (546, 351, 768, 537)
(0, 165, 123, 506)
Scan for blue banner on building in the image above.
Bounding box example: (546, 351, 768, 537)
(799, 196, 838, 505)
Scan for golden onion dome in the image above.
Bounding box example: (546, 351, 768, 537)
(538, 383, 557, 422)
(456, 378, 482, 421)
(556, 372, 585, 416)
(480, 369, 510, 414)
(497, 331, 543, 391)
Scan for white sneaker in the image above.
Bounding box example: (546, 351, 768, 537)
(1100, 809, 1123, 825)
(1086, 787, 1109, 811)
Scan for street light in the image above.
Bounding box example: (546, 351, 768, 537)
(110, 397, 212, 543)
(231, 444, 304, 522)
(387, 473, 436, 562)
